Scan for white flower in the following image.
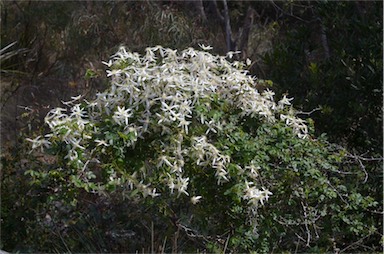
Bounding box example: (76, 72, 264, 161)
(70, 104, 87, 119)
(106, 69, 123, 77)
(261, 187, 273, 202)
(76, 118, 90, 131)
(245, 164, 259, 179)
(191, 196, 202, 204)
(278, 95, 293, 108)
(102, 60, 113, 67)
(175, 176, 189, 197)
(215, 168, 229, 184)
(167, 174, 176, 193)
(138, 116, 151, 133)
(26, 136, 51, 152)
(62, 95, 82, 105)
(298, 132, 308, 139)
(183, 47, 197, 58)
(64, 149, 78, 161)
(145, 47, 157, 62)
(179, 99, 193, 115)
(243, 182, 273, 206)
(69, 138, 86, 150)
(95, 139, 109, 147)
(226, 51, 241, 59)
(161, 101, 178, 115)
(178, 118, 191, 134)
(147, 188, 160, 198)
(45, 107, 67, 119)
(157, 155, 173, 168)
(205, 120, 218, 134)
(262, 89, 275, 100)
(199, 44, 213, 51)
(113, 106, 133, 126)
(84, 100, 98, 110)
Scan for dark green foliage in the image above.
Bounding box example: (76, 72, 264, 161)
(263, 1, 383, 153)
(3, 97, 380, 253)
(1, 1, 382, 253)
(262, 4, 383, 251)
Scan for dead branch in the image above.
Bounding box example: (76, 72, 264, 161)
(222, 0, 234, 52)
(237, 6, 256, 59)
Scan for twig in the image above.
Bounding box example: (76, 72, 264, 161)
(270, 1, 312, 23)
(323, 141, 382, 184)
(356, 155, 369, 183)
(222, 0, 234, 52)
(301, 201, 311, 247)
(211, 0, 224, 23)
(172, 226, 179, 254)
(339, 233, 374, 253)
(329, 168, 358, 175)
(296, 107, 321, 116)
(319, 19, 330, 60)
(294, 232, 306, 245)
(151, 221, 154, 254)
(347, 154, 383, 162)
(294, 238, 300, 254)
(176, 222, 210, 243)
(236, 6, 255, 58)
(345, 153, 375, 183)
(326, 180, 349, 206)
(223, 234, 230, 253)
(161, 236, 167, 254)
(175, 221, 230, 250)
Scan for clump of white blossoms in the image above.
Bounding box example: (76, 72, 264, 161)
(27, 45, 309, 207)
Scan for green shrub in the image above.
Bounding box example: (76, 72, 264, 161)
(19, 46, 380, 252)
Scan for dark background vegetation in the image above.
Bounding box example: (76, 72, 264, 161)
(1, 1, 382, 253)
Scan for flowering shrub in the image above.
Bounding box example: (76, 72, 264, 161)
(24, 46, 380, 252)
(27, 45, 307, 201)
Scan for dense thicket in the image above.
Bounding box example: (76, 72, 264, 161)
(1, 1, 382, 253)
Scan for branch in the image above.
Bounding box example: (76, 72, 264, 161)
(345, 153, 383, 184)
(355, 155, 369, 183)
(307, 4, 331, 61)
(194, 0, 207, 23)
(347, 154, 383, 162)
(319, 19, 330, 60)
(301, 201, 311, 247)
(222, 0, 234, 52)
(270, 0, 311, 23)
(176, 221, 211, 243)
(326, 180, 349, 205)
(176, 221, 230, 249)
(236, 6, 255, 58)
(210, 0, 224, 23)
(339, 232, 375, 253)
(296, 107, 321, 116)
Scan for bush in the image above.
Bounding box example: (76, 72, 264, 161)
(13, 46, 380, 252)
